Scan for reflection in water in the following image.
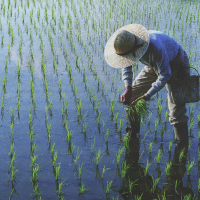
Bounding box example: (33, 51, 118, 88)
(119, 126, 195, 199)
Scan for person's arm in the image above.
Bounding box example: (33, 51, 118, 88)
(147, 48, 172, 97)
(121, 65, 133, 104)
(122, 65, 133, 87)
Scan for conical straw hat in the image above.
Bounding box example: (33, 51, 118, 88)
(104, 24, 149, 68)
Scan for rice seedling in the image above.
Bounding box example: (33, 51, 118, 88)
(155, 148, 163, 164)
(165, 110, 168, 122)
(52, 151, 58, 168)
(48, 100, 53, 112)
(1, 35, 4, 47)
(189, 140, 192, 150)
(168, 141, 173, 152)
(144, 159, 151, 176)
(134, 194, 143, 200)
(67, 130, 72, 143)
(143, 130, 149, 142)
(104, 180, 113, 194)
(9, 143, 14, 159)
(95, 100, 100, 114)
(151, 175, 160, 193)
(77, 100, 82, 115)
(46, 122, 51, 143)
(122, 160, 129, 178)
(78, 183, 89, 196)
(8, 42, 11, 58)
(154, 119, 159, 132)
(97, 111, 101, 124)
(105, 128, 110, 143)
(101, 165, 106, 178)
(165, 161, 172, 176)
(78, 163, 83, 179)
(157, 100, 163, 115)
(179, 147, 186, 162)
(31, 164, 39, 184)
(11, 166, 18, 182)
(116, 147, 124, 165)
(10, 107, 15, 122)
(31, 155, 38, 169)
(187, 160, 195, 175)
(189, 117, 194, 131)
(1, 96, 5, 114)
(114, 112, 119, 124)
(110, 99, 115, 117)
(189, 103, 194, 115)
(90, 139, 95, 155)
(129, 99, 149, 122)
(55, 164, 60, 180)
(96, 149, 102, 166)
(29, 129, 34, 143)
(57, 180, 65, 198)
(2, 77, 7, 94)
(5, 56, 7, 73)
(82, 120, 88, 134)
(149, 141, 153, 153)
(51, 143, 55, 155)
(71, 143, 75, 154)
(118, 119, 124, 132)
(74, 147, 81, 165)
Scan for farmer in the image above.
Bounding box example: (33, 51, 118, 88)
(104, 24, 190, 142)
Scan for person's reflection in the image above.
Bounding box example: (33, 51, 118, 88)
(119, 125, 194, 200)
(158, 136, 194, 199)
(119, 128, 160, 199)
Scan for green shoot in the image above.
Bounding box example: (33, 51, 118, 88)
(106, 180, 113, 193)
(187, 160, 195, 175)
(144, 159, 151, 176)
(165, 161, 172, 176)
(155, 148, 163, 163)
(149, 141, 153, 153)
(90, 139, 95, 154)
(116, 147, 124, 165)
(74, 147, 81, 164)
(118, 119, 124, 132)
(168, 141, 172, 152)
(129, 99, 149, 121)
(78, 183, 89, 196)
(96, 150, 102, 166)
(102, 165, 106, 178)
(78, 164, 83, 179)
(105, 128, 110, 143)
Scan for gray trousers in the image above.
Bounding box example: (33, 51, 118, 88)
(127, 47, 190, 126)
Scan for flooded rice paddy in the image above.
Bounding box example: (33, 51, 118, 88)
(0, 0, 199, 199)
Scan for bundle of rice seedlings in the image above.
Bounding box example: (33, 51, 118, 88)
(128, 99, 149, 122)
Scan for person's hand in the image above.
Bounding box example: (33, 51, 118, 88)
(120, 86, 132, 105)
(131, 93, 150, 105)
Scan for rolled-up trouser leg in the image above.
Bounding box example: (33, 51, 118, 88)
(126, 65, 157, 131)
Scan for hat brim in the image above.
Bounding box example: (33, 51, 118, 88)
(104, 24, 149, 68)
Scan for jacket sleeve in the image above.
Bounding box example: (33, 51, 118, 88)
(147, 48, 172, 96)
(122, 65, 133, 87)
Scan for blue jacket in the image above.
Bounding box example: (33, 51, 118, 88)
(122, 30, 182, 96)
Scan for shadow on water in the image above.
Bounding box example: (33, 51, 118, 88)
(118, 122, 195, 200)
